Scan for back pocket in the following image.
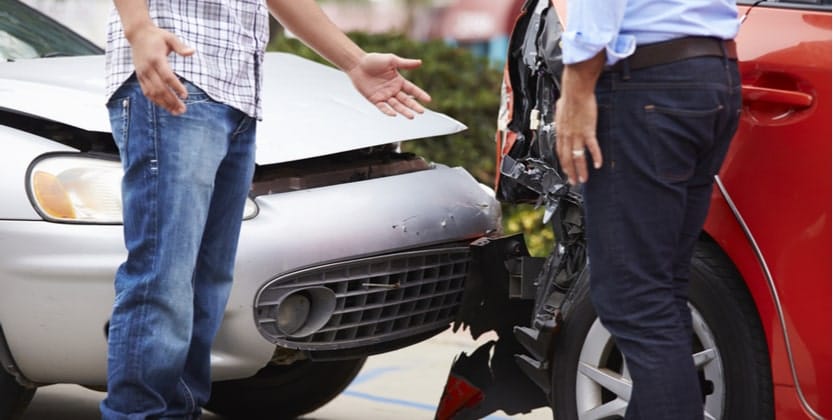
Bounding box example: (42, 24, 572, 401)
(645, 103, 723, 182)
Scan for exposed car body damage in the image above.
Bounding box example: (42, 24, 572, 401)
(439, 0, 831, 419)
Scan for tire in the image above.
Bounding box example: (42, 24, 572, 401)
(551, 240, 773, 419)
(206, 357, 366, 420)
(0, 368, 35, 420)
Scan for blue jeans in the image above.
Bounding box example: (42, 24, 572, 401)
(584, 56, 741, 420)
(101, 77, 256, 419)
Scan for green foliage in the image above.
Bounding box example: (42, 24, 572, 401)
(269, 32, 500, 183)
(503, 205, 554, 257)
(269, 32, 552, 256)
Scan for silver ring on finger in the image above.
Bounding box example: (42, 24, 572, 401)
(571, 149, 584, 158)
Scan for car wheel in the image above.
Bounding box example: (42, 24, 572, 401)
(551, 240, 773, 419)
(207, 357, 366, 420)
(0, 368, 35, 420)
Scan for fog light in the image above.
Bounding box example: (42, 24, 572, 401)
(276, 294, 311, 336)
(273, 287, 337, 338)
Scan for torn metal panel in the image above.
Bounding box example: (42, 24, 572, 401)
(440, 235, 549, 419)
(435, 337, 548, 420)
(446, 2, 589, 403)
(454, 235, 532, 339)
(442, 0, 600, 417)
(496, 0, 565, 209)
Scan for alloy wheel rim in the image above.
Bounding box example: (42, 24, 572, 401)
(573, 305, 725, 419)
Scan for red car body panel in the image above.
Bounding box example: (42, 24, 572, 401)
(704, 4, 831, 419)
(496, 1, 831, 418)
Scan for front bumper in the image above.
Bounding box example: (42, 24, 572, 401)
(0, 165, 500, 385)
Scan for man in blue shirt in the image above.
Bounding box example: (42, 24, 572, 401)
(554, 1, 741, 419)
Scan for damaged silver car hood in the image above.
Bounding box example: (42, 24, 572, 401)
(0, 53, 466, 164)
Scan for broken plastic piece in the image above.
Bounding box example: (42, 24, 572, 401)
(529, 109, 541, 130)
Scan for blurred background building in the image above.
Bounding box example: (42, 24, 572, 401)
(21, 0, 524, 63)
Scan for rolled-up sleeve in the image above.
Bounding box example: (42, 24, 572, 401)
(561, 0, 636, 66)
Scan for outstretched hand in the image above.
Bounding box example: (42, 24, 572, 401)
(346, 53, 432, 119)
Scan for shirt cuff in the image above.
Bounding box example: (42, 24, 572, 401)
(562, 32, 637, 66)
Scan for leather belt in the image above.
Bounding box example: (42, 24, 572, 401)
(609, 36, 738, 72)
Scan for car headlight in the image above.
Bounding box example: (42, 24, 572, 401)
(28, 154, 258, 223)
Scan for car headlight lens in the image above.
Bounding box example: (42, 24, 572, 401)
(29, 156, 123, 223)
(28, 155, 258, 223)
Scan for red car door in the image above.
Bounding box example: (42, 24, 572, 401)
(704, 1, 831, 418)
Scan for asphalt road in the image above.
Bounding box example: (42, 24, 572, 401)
(22, 329, 553, 420)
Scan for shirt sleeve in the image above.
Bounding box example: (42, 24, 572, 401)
(561, 0, 636, 66)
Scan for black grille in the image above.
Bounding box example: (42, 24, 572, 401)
(255, 246, 470, 351)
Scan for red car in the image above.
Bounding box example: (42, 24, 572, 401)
(441, 0, 830, 419)
(704, 1, 831, 418)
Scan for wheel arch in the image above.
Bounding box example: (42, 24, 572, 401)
(0, 324, 35, 388)
(703, 180, 822, 419)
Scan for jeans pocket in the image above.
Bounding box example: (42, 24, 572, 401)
(645, 103, 723, 182)
(179, 78, 212, 106)
(182, 92, 211, 106)
(107, 95, 131, 166)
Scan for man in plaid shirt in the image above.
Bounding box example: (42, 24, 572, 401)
(101, 1, 431, 418)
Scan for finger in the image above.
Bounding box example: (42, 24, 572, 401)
(141, 70, 186, 115)
(152, 60, 188, 113)
(572, 145, 588, 184)
(586, 136, 604, 169)
(155, 77, 186, 115)
(387, 97, 415, 119)
(556, 136, 577, 185)
(392, 55, 423, 70)
(168, 34, 195, 57)
(158, 85, 186, 116)
(402, 80, 431, 103)
(396, 91, 425, 114)
(375, 102, 397, 117)
(160, 68, 188, 101)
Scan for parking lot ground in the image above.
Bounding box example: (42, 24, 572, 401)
(24, 329, 553, 419)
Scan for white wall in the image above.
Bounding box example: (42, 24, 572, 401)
(21, 0, 110, 47)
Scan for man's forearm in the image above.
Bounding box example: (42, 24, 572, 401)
(266, 0, 365, 72)
(554, 50, 606, 184)
(560, 51, 606, 101)
(112, 0, 153, 43)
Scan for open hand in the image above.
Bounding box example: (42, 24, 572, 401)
(347, 53, 432, 119)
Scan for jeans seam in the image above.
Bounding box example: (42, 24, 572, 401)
(231, 115, 252, 138)
(179, 378, 196, 414)
(608, 96, 626, 278)
(143, 99, 160, 397)
(121, 98, 130, 165)
(150, 103, 159, 175)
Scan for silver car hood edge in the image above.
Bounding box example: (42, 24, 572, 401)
(0, 54, 467, 165)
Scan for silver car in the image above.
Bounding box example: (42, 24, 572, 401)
(0, 2, 501, 418)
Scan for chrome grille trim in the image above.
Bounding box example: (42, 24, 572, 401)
(255, 246, 471, 351)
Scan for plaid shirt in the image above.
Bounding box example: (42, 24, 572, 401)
(105, 0, 270, 119)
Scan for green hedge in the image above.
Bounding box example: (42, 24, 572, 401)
(269, 32, 553, 256)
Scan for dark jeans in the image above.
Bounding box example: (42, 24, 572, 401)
(584, 56, 741, 420)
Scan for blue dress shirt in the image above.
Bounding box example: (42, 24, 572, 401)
(561, 0, 740, 65)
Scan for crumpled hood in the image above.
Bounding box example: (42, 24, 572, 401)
(0, 53, 466, 164)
